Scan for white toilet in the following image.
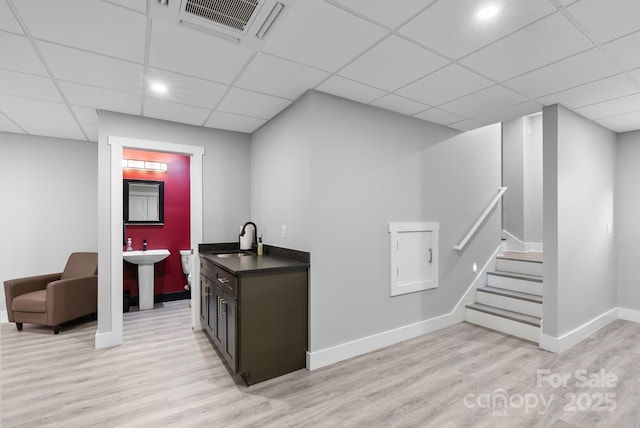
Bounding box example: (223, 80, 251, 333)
(180, 250, 192, 291)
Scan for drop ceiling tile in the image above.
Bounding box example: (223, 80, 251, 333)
(596, 110, 640, 133)
(439, 85, 527, 118)
(144, 98, 211, 126)
(71, 105, 98, 124)
(0, 0, 22, 33)
(604, 31, 640, 71)
(575, 93, 640, 120)
(395, 64, 493, 106)
(503, 49, 619, 98)
(0, 69, 63, 102)
(0, 94, 73, 121)
(205, 111, 266, 133)
(38, 42, 144, 95)
(12, 0, 146, 62)
(263, 0, 386, 72)
(413, 108, 466, 126)
(331, 0, 432, 29)
(149, 21, 253, 84)
(235, 53, 329, 100)
(448, 119, 482, 132)
(339, 35, 449, 92)
(536, 74, 639, 109)
(370, 94, 429, 115)
(474, 101, 542, 125)
(7, 113, 85, 140)
(567, 0, 640, 43)
(217, 88, 291, 120)
(79, 122, 98, 142)
(60, 81, 140, 115)
(147, 68, 227, 109)
(460, 13, 593, 82)
(0, 113, 24, 134)
(106, 0, 147, 13)
(0, 33, 47, 75)
(399, 0, 556, 60)
(315, 76, 386, 104)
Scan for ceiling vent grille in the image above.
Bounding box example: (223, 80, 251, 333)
(183, 0, 259, 31)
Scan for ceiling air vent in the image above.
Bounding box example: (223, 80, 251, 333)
(151, 0, 297, 49)
(183, 0, 259, 32)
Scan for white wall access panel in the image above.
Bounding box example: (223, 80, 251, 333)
(389, 222, 439, 296)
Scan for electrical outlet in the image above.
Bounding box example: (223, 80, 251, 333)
(281, 225, 287, 239)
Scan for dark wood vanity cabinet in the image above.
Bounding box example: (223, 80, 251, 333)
(200, 255, 308, 385)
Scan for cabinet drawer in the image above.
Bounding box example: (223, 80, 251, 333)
(212, 265, 237, 299)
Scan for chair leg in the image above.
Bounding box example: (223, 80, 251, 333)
(53, 325, 60, 335)
(16, 322, 23, 331)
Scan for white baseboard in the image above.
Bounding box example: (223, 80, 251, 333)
(1, 310, 8, 323)
(539, 308, 618, 353)
(501, 230, 543, 253)
(95, 330, 123, 349)
(307, 313, 453, 370)
(618, 307, 640, 323)
(307, 245, 502, 371)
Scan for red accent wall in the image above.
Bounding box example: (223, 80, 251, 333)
(123, 149, 190, 298)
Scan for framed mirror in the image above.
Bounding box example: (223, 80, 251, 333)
(123, 179, 164, 225)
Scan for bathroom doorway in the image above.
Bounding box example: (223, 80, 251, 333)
(97, 136, 204, 349)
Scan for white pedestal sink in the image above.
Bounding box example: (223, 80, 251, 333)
(123, 249, 170, 310)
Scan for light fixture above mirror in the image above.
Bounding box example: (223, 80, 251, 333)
(122, 159, 168, 172)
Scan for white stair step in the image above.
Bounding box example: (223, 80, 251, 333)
(466, 303, 540, 343)
(477, 287, 542, 318)
(487, 271, 542, 295)
(496, 256, 543, 276)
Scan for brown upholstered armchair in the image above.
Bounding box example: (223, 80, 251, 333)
(4, 252, 98, 334)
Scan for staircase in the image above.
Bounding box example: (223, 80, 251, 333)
(466, 251, 543, 343)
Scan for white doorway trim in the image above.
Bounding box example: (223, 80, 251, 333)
(96, 135, 204, 349)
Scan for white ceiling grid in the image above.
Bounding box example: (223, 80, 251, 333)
(0, 0, 639, 142)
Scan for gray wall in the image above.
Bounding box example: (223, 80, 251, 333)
(616, 130, 640, 312)
(502, 117, 525, 240)
(543, 105, 617, 337)
(502, 114, 543, 246)
(252, 91, 503, 352)
(251, 95, 311, 251)
(523, 114, 543, 244)
(0, 132, 98, 318)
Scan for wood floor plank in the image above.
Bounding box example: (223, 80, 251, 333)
(2, 301, 639, 427)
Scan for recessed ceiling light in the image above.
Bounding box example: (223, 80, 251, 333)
(477, 5, 499, 20)
(149, 81, 168, 95)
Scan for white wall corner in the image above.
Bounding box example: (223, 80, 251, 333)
(95, 331, 120, 349)
(539, 308, 618, 353)
(1, 309, 8, 324)
(618, 307, 640, 323)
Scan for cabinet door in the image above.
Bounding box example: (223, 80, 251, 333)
(212, 288, 224, 348)
(200, 274, 208, 326)
(222, 297, 236, 369)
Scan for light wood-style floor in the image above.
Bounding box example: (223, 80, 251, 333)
(2, 301, 639, 427)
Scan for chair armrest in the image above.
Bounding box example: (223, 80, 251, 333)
(4, 273, 62, 303)
(47, 275, 98, 325)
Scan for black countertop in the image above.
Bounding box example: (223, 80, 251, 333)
(200, 252, 309, 276)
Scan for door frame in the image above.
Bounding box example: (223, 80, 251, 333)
(96, 135, 204, 349)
